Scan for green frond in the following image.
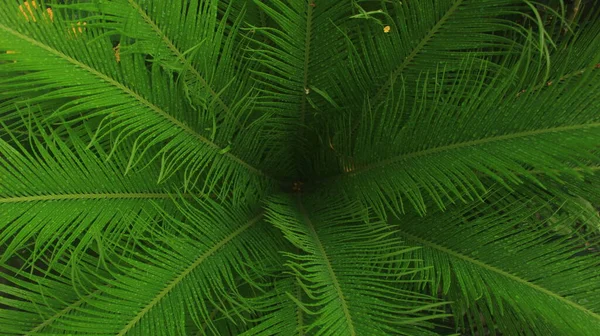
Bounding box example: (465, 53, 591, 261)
(1, 252, 115, 336)
(247, 0, 360, 172)
(2, 0, 600, 334)
(264, 193, 448, 336)
(0, 196, 282, 335)
(320, 45, 600, 217)
(314, 0, 552, 129)
(61, 0, 261, 132)
(59, 0, 298, 177)
(0, 0, 280, 195)
(390, 190, 600, 335)
(0, 122, 182, 269)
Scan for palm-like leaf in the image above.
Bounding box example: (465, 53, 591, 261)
(321, 41, 600, 217)
(245, 0, 363, 172)
(1, 195, 282, 335)
(339, 0, 548, 101)
(263, 194, 448, 335)
(0, 121, 180, 267)
(2, 0, 600, 335)
(0, 0, 279, 197)
(391, 188, 600, 335)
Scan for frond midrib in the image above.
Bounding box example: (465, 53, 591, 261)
(488, 164, 600, 177)
(398, 230, 600, 321)
(0, 192, 186, 203)
(372, 0, 464, 102)
(520, 66, 594, 95)
(339, 122, 600, 179)
(296, 196, 356, 336)
(116, 212, 263, 336)
(0, 23, 267, 179)
(299, 3, 315, 127)
(26, 288, 104, 335)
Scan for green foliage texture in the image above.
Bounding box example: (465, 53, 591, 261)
(1, 0, 600, 335)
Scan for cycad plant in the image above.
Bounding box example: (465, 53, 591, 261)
(1, 0, 600, 335)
